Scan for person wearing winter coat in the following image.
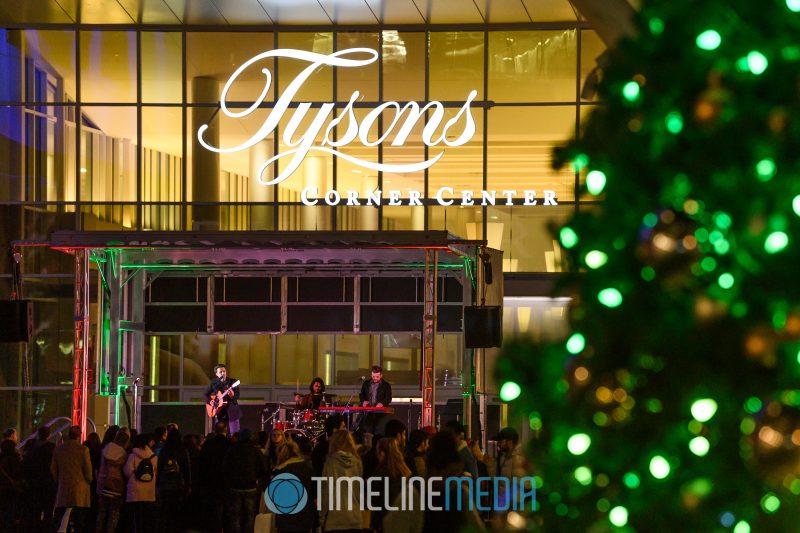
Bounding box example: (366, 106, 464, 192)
(272, 437, 317, 533)
(0, 439, 25, 531)
(123, 433, 158, 533)
(320, 430, 364, 532)
(96, 430, 130, 533)
(222, 428, 268, 533)
(51, 425, 94, 532)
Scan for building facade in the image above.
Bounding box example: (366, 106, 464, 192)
(0, 0, 604, 437)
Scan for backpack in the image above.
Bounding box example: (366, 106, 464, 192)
(134, 454, 155, 482)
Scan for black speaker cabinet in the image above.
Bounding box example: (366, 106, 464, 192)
(464, 305, 503, 348)
(0, 300, 33, 342)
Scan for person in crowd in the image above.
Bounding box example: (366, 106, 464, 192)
(151, 426, 167, 457)
(494, 427, 529, 516)
(96, 429, 130, 533)
(371, 437, 411, 532)
(123, 433, 158, 533)
(310, 414, 345, 477)
(298, 377, 329, 409)
(199, 421, 231, 531)
(84, 431, 103, 527)
(444, 420, 479, 480)
(468, 439, 491, 520)
(182, 433, 204, 531)
(2, 427, 18, 444)
(257, 430, 269, 454)
(204, 364, 242, 434)
(272, 437, 318, 533)
(100, 426, 120, 450)
(156, 427, 191, 533)
(22, 425, 57, 532)
(222, 428, 268, 533)
(422, 430, 483, 532)
(0, 438, 24, 531)
(51, 425, 94, 532)
(320, 429, 364, 532)
(405, 429, 430, 478)
(266, 428, 285, 472)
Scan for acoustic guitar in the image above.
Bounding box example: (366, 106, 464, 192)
(206, 380, 241, 418)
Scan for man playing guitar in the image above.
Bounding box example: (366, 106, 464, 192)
(203, 364, 242, 434)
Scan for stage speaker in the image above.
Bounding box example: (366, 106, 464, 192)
(464, 305, 502, 348)
(0, 300, 33, 342)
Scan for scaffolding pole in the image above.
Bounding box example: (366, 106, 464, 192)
(72, 249, 91, 440)
(422, 249, 438, 428)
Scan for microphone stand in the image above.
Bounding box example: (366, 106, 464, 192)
(343, 376, 366, 431)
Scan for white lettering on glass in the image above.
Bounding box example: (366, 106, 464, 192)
(197, 48, 478, 186)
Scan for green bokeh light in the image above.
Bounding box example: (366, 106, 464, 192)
(567, 433, 592, 455)
(689, 436, 711, 456)
(641, 266, 656, 281)
(761, 493, 780, 513)
(598, 288, 623, 308)
(529, 412, 543, 431)
(586, 170, 607, 195)
(574, 466, 593, 486)
(609, 506, 629, 527)
(718, 273, 734, 289)
(746, 51, 768, 74)
(789, 0, 800, 11)
(792, 195, 800, 217)
(560, 227, 579, 248)
(585, 250, 609, 269)
(691, 398, 718, 422)
(649, 455, 671, 479)
(622, 81, 641, 102)
(755, 158, 776, 181)
(623, 472, 641, 489)
(744, 397, 762, 414)
(665, 111, 683, 133)
(700, 257, 717, 272)
(733, 521, 751, 533)
(696, 30, 722, 50)
(765, 231, 789, 253)
(643, 213, 659, 227)
(566, 333, 586, 354)
(499, 381, 521, 402)
(649, 17, 665, 34)
(572, 153, 589, 171)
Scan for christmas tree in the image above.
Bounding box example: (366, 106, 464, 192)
(496, 0, 800, 530)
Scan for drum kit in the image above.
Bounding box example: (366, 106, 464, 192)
(261, 396, 335, 443)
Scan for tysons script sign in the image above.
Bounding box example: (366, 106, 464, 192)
(197, 48, 477, 186)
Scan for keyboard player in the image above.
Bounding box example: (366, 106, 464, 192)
(358, 365, 392, 433)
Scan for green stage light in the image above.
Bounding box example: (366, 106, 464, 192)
(622, 81, 640, 102)
(747, 51, 768, 74)
(765, 231, 789, 253)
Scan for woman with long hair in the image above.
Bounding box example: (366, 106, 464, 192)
(271, 437, 318, 533)
(371, 437, 411, 532)
(321, 430, 363, 532)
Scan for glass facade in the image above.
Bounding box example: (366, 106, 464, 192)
(0, 23, 604, 434)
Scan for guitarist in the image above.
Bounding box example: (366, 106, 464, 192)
(203, 364, 242, 434)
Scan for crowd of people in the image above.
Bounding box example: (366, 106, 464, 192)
(0, 416, 527, 533)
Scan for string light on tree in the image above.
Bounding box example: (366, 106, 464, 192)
(495, 0, 800, 529)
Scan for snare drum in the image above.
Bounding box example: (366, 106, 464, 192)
(302, 409, 316, 422)
(273, 420, 293, 430)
